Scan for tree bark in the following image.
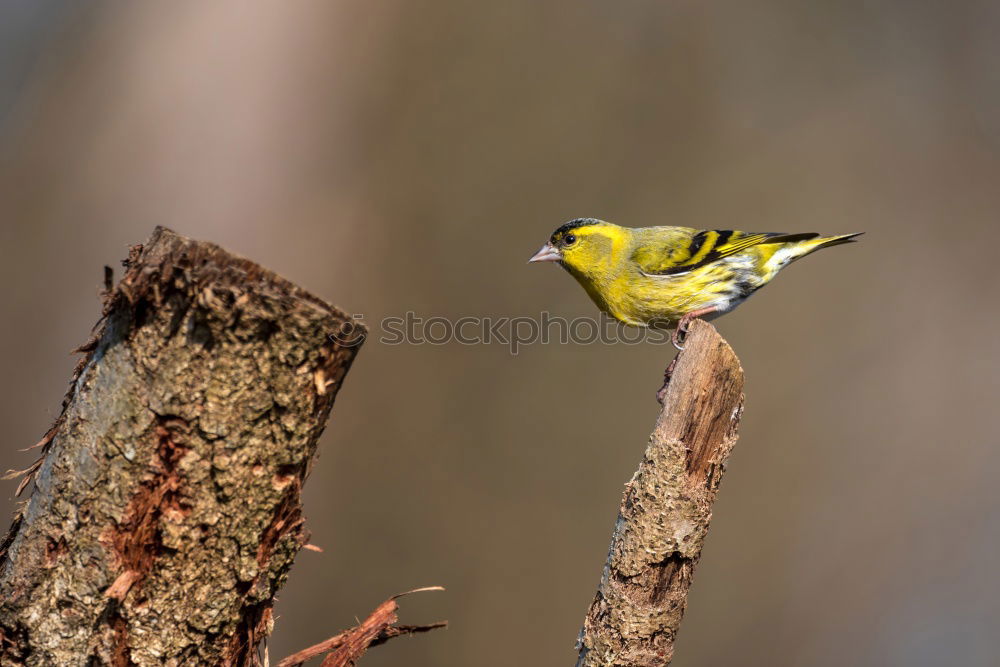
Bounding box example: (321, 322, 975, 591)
(575, 320, 744, 666)
(0, 227, 365, 666)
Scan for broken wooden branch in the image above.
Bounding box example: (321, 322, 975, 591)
(0, 227, 365, 665)
(575, 319, 745, 666)
(277, 587, 447, 667)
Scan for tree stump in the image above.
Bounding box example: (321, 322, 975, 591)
(0, 228, 365, 666)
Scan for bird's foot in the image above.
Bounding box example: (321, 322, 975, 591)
(671, 307, 719, 351)
(671, 319, 691, 351)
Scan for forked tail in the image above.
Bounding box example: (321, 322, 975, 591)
(811, 231, 865, 250)
(766, 231, 864, 251)
(761, 231, 863, 275)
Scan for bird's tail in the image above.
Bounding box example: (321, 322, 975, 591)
(809, 232, 865, 250)
(760, 231, 863, 276)
(774, 231, 864, 257)
(766, 231, 864, 250)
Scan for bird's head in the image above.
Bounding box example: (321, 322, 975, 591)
(528, 218, 621, 277)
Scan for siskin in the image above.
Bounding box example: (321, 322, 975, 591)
(529, 218, 861, 348)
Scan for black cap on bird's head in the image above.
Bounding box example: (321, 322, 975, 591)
(528, 218, 603, 263)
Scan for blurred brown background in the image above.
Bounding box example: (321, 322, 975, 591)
(2, 2, 999, 665)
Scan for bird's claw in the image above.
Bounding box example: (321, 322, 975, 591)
(672, 308, 715, 351)
(671, 321, 689, 351)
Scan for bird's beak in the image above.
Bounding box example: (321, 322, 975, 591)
(528, 243, 561, 263)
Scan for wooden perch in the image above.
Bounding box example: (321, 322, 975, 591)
(0, 228, 365, 665)
(575, 320, 744, 666)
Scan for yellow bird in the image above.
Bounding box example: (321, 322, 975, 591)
(529, 218, 861, 348)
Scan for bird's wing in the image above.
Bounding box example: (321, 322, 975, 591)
(634, 230, 820, 276)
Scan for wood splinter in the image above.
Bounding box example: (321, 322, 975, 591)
(277, 587, 448, 667)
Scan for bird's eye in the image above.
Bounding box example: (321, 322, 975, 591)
(564, 234, 577, 246)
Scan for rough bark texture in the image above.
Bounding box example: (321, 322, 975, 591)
(575, 320, 744, 666)
(0, 227, 365, 666)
